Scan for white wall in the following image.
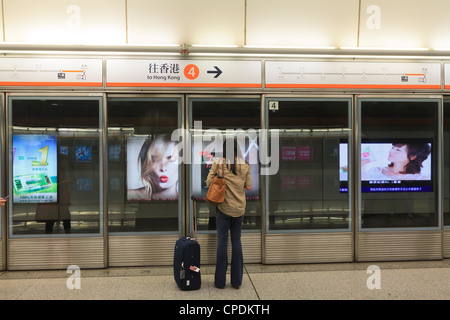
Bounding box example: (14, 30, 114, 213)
(3, 0, 126, 44)
(359, 0, 450, 49)
(1, 0, 449, 49)
(127, 0, 245, 45)
(246, 0, 359, 48)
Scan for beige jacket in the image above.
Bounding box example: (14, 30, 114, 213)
(206, 158, 252, 217)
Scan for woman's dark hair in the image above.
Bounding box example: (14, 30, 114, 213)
(222, 137, 244, 175)
(388, 142, 431, 174)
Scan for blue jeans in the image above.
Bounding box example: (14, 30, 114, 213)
(215, 208, 244, 287)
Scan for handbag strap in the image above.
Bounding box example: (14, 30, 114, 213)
(219, 160, 225, 178)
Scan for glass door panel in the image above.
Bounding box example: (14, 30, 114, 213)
(0, 93, 3, 269)
(107, 97, 182, 234)
(444, 99, 450, 227)
(9, 96, 102, 237)
(358, 98, 440, 230)
(267, 98, 352, 232)
(189, 97, 261, 232)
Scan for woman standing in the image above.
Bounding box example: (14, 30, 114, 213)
(206, 138, 252, 289)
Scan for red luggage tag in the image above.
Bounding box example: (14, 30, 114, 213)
(189, 265, 200, 273)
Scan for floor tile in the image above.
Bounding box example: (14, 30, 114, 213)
(1, 261, 450, 300)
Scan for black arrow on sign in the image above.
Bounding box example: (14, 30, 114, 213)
(207, 66, 222, 78)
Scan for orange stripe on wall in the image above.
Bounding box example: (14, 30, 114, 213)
(106, 82, 262, 88)
(61, 70, 85, 73)
(265, 83, 441, 89)
(0, 81, 102, 87)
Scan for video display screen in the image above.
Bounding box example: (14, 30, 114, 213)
(281, 145, 314, 162)
(109, 144, 121, 162)
(340, 139, 432, 193)
(13, 135, 58, 203)
(76, 178, 93, 191)
(74, 145, 92, 162)
(59, 145, 69, 156)
(126, 134, 179, 201)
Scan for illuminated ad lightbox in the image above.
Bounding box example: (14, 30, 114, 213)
(13, 135, 58, 203)
(126, 134, 179, 202)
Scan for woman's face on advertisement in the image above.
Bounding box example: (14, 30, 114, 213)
(149, 143, 178, 189)
(388, 144, 409, 164)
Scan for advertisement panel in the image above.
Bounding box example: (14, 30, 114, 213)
(13, 135, 58, 203)
(339, 139, 432, 193)
(127, 134, 179, 201)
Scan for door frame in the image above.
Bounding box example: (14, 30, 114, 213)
(5, 92, 106, 270)
(186, 94, 263, 264)
(0, 93, 5, 270)
(106, 93, 185, 267)
(355, 94, 443, 262)
(262, 94, 354, 264)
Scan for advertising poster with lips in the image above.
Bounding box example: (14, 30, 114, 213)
(126, 134, 179, 201)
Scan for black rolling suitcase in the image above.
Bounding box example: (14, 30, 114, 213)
(173, 197, 201, 290)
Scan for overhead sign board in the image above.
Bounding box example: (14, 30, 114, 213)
(265, 61, 441, 90)
(0, 58, 103, 87)
(106, 59, 262, 88)
(444, 64, 450, 90)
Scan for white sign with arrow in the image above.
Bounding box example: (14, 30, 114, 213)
(107, 59, 262, 88)
(207, 66, 223, 78)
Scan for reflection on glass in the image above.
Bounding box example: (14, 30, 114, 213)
(107, 98, 180, 233)
(360, 100, 439, 229)
(10, 98, 101, 236)
(191, 99, 261, 231)
(268, 99, 351, 231)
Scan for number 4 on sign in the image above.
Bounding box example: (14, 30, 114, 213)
(188, 67, 196, 78)
(184, 64, 200, 80)
(269, 101, 279, 111)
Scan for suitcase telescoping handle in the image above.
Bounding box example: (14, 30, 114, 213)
(190, 195, 198, 240)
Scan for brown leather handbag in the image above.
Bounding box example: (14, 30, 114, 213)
(206, 162, 226, 206)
